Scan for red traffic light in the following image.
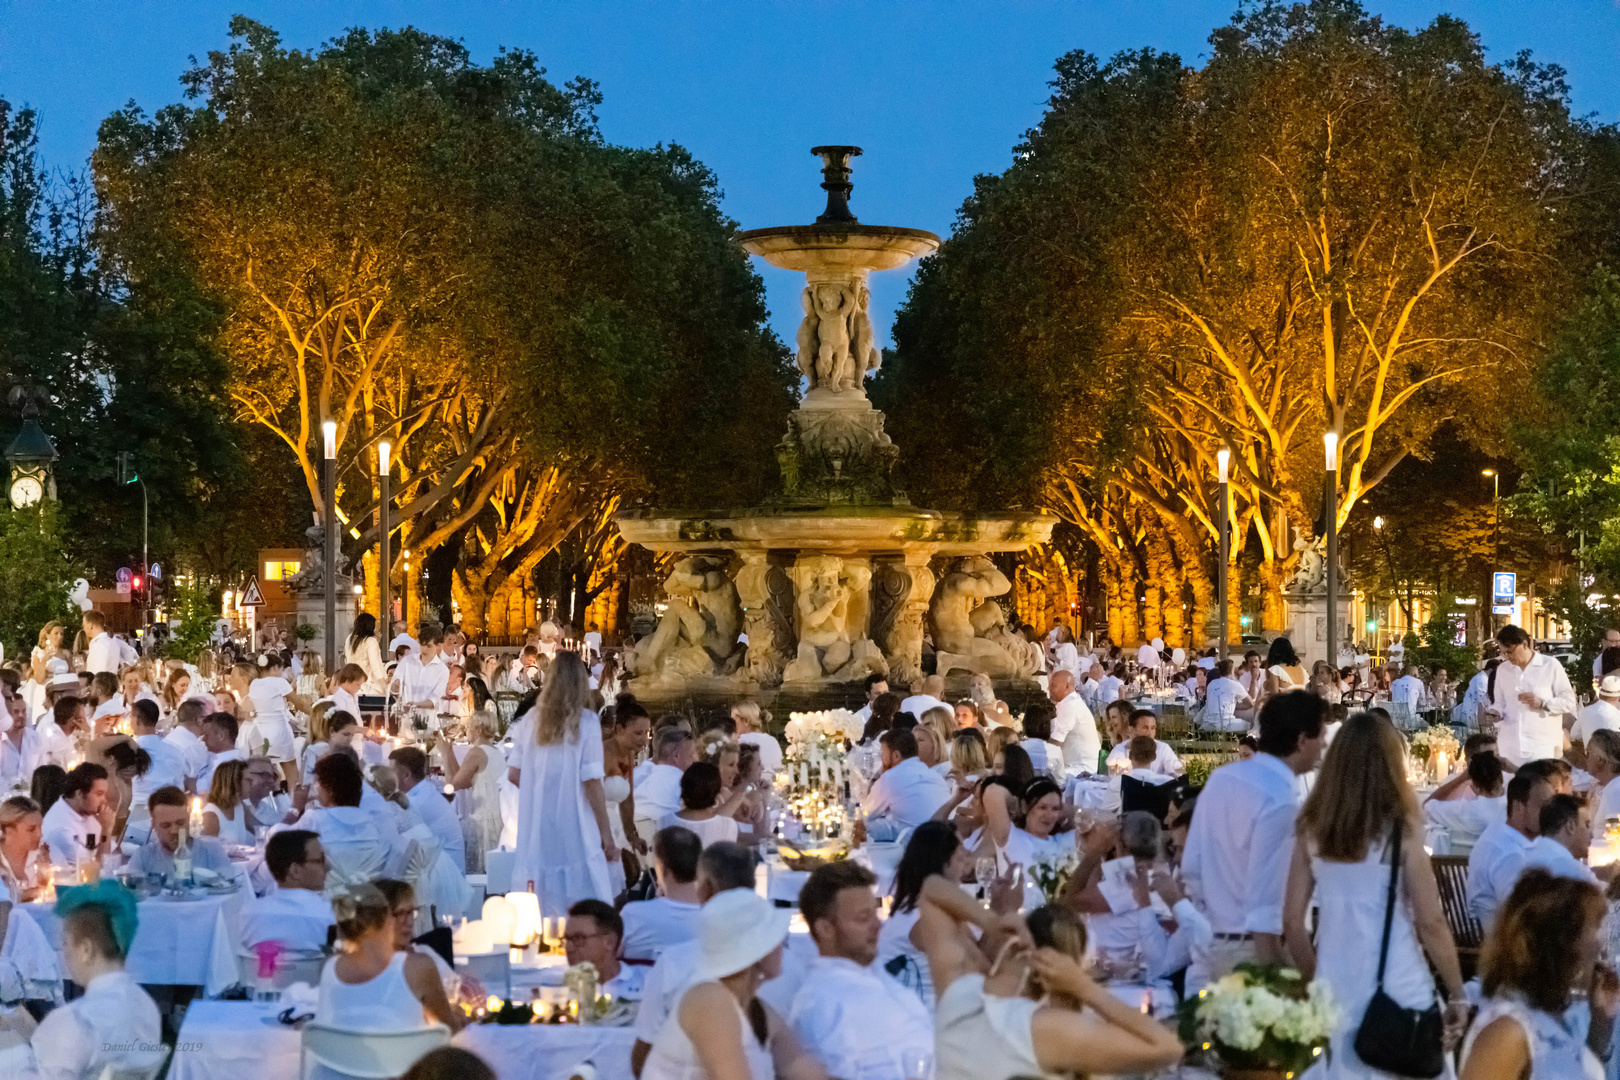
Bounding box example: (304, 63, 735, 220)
(132, 575, 142, 590)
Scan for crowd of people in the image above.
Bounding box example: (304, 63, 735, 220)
(2, 608, 1619, 1078)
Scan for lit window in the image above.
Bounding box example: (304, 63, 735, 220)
(265, 562, 282, 581)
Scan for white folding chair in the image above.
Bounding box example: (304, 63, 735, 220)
(236, 948, 328, 990)
(301, 1023, 450, 1080)
(484, 848, 514, 895)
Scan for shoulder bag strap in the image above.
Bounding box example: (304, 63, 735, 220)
(1374, 821, 1402, 989)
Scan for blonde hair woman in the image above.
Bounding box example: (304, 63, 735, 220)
(731, 700, 782, 777)
(919, 706, 956, 777)
(949, 728, 990, 783)
(1284, 712, 1468, 1075)
(511, 653, 616, 914)
(202, 759, 256, 846)
(435, 694, 504, 874)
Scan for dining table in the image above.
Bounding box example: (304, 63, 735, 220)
(165, 1000, 637, 1080)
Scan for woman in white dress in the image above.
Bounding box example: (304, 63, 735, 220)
(1460, 869, 1616, 1079)
(913, 874, 1184, 1079)
(878, 820, 978, 1006)
(247, 655, 299, 783)
(602, 694, 651, 892)
(643, 888, 823, 1080)
(1262, 637, 1308, 700)
(315, 884, 462, 1080)
(512, 653, 617, 915)
(660, 761, 742, 849)
(979, 777, 1074, 911)
(344, 613, 389, 699)
(201, 759, 257, 846)
(1284, 712, 1468, 1078)
(435, 692, 503, 873)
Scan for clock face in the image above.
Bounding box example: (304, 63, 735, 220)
(9, 475, 43, 508)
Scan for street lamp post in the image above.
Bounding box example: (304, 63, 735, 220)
(1483, 468, 1500, 634)
(378, 440, 392, 638)
(1324, 431, 1340, 672)
(323, 420, 338, 674)
(1216, 446, 1230, 662)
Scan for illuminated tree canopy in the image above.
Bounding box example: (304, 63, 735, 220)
(878, 0, 1611, 639)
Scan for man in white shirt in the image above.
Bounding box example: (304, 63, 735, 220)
(789, 861, 933, 1078)
(582, 622, 603, 660)
(621, 826, 703, 961)
(38, 695, 87, 770)
(389, 745, 466, 872)
(1575, 675, 1620, 749)
(82, 609, 120, 675)
(899, 674, 947, 719)
(1197, 648, 1219, 672)
(197, 711, 245, 796)
(393, 626, 449, 708)
(1391, 665, 1428, 712)
(1048, 669, 1102, 776)
(1201, 659, 1254, 733)
(1424, 750, 1506, 850)
(632, 842, 814, 1077)
(1595, 628, 1620, 686)
(42, 762, 116, 867)
(1513, 794, 1600, 890)
(1466, 768, 1554, 927)
(163, 698, 212, 792)
(859, 728, 950, 841)
(1104, 709, 1184, 776)
(388, 619, 420, 660)
(0, 684, 40, 791)
(633, 727, 694, 842)
(1487, 625, 1576, 765)
(1180, 690, 1326, 973)
(1097, 662, 1125, 706)
(130, 699, 187, 810)
(852, 673, 888, 726)
(1588, 730, 1620, 842)
(241, 829, 334, 952)
(564, 899, 644, 1000)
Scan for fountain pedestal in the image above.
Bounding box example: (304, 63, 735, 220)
(616, 148, 1056, 709)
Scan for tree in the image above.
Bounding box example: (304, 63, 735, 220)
(96, 20, 793, 634)
(0, 503, 81, 658)
(879, 1, 1598, 642)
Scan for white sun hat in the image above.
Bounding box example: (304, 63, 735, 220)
(1601, 674, 1620, 697)
(693, 888, 791, 982)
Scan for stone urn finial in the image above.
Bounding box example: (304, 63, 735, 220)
(811, 145, 862, 224)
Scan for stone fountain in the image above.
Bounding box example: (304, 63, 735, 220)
(616, 147, 1056, 708)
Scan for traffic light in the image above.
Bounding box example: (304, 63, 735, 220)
(117, 451, 139, 485)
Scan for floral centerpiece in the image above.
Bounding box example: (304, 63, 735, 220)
(564, 962, 635, 1026)
(782, 709, 863, 793)
(1178, 964, 1337, 1078)
(1028, 851, 1080, 905)
(1407, 724, 1459, 763)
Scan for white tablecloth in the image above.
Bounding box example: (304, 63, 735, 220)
(26, 887, 244, 995)
(167, 1001, 636, 1080)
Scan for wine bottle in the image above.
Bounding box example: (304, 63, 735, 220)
(174, 826, 194, 886)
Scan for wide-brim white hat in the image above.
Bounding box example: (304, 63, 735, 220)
(693, 889, 790, 982)
(50, 673, 79, 689)
(1602, 674, 1620, 696)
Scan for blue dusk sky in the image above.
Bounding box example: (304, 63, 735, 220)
(4, 1, 1620, 351)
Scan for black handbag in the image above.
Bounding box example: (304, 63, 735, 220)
(1352, 823, 1446, 1077)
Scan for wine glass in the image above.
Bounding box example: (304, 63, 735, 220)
(901, 1049, 934, 1080)
(974, 857, 998, 896)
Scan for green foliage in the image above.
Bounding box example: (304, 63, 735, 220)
(1409, 609, 1475, 685)
(1512, 268, 1620, 591)
(0, 503, 80, 658)
(293, 622, 319, 643)
(163, 578, 219, 662)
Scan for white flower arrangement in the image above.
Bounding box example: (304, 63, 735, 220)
(1028, 850, 1080, 904)
(1182, 965, 1337, 1073)
(1408, 724, 1459, 762)
(783, 709, 864, 749)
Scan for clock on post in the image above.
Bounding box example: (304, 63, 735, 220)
(5, 385, 58, 510)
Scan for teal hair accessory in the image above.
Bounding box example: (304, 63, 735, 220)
(55, 880, 140, 955)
